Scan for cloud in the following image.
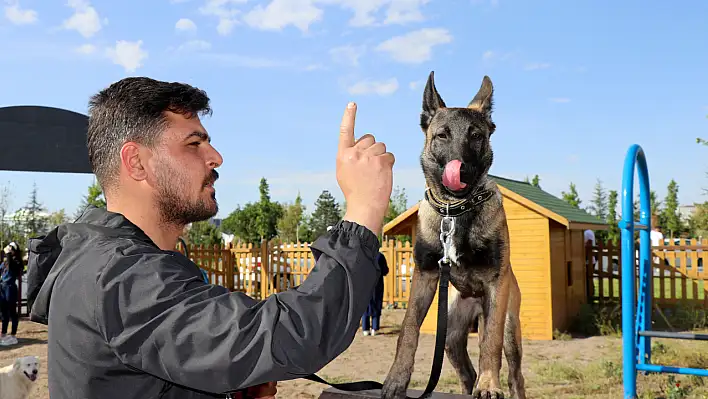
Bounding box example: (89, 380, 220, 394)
(62, 0, 104, 38)
(347, 77, 399, 96)
(471, 0, 499, 6)
(198, 52, 288, 68)
(105, 40, 148, 72)
(242, 0, 323, 32)
(409, 80, 422, 90)
(74, 43, 96, 54)
(304, 63, 325, 71)
(177, 39, 211, 52)
(329, 0, 430, 27)
(549, 97, 570, 103)
(329, 44, 365, 66)
(383, 0, 429, 24)
(199, 0, 247, 35)
(481, 50, 513, 63)
(4, 1, 37, 25)
(523, 62, 551, 71)
(376, 28, 452, 64)
(175, 18, 197, 32)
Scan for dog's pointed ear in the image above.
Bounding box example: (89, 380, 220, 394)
(421, 71, 446, 130)
(468, 75, 495, 129)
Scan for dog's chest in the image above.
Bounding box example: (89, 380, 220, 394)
(445, 234, 497, 298)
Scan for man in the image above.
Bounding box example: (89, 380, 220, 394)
(26, 77, 394, 399)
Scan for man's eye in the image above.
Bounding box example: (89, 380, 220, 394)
(189, 142, 200, 146)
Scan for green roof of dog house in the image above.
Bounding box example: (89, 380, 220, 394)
(489, 175, 607, 227)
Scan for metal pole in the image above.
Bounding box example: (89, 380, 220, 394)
(620, 144, 651, 399)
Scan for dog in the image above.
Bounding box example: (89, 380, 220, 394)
(0, 355, 40, 399)
(381, 72, 526, 399)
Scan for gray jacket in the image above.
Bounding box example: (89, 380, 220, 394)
(27, 206, 381, 398)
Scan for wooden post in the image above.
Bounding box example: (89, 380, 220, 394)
(225, 242, 235, 291)
(260, 239, 269, 300)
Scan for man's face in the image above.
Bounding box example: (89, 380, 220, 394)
(148, 111, 223, 226)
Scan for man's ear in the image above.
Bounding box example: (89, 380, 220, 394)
(120, 142, 148, 182)
(421, 71, 446, 131)
(468, 75, 495, 131)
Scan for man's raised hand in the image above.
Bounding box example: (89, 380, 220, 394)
(336, 102, 395, 236)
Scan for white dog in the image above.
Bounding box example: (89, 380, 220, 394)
(0, 356, 40, 399)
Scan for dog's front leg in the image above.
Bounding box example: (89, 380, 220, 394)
(381, 265, 439, 399)
(474, 264, 511, 399)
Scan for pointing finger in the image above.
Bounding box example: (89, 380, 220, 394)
(339, 102, 356, 151)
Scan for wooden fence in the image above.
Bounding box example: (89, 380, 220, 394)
(586, 239, 708, 308)
(178, 239, 417, 307)
(17, 237, 706, 318)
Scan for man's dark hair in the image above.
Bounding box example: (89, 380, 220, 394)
(86, 77, 212, 194)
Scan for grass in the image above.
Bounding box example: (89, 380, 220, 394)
(593, 277, 707, 301)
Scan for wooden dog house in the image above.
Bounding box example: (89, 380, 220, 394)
(382, 175, 608, 340)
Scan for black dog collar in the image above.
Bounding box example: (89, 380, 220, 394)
(424, 187, 494, 217)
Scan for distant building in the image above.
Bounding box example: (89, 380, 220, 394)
(678, 204, 697, 222)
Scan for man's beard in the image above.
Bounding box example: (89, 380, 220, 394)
(154, 163, 218, 227)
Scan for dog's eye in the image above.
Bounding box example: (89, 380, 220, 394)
(435, 127, 449, 139)
(468, 127, 482, 139)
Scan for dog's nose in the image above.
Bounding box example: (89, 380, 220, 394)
(33, 370, 37, 374)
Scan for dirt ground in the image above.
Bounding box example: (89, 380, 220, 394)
(2, 309, 707, 399)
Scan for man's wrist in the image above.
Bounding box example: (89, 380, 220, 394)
(342, 210, 384, 237)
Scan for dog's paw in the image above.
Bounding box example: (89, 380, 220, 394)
(472, 388, 505, 399)
(380, 374, 410, 399)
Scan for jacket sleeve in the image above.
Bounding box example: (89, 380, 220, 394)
(95, 220, 381, 395)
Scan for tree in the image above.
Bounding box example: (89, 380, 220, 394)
(588, 179, 608, 220)
(687, 202, 708, 238)
(523, 175, 541, 188)
(23, 182, 49, 238)
(222, 204, 261, 243)
(383, 186, 411, 243)
(385, 186, 408, 224)
(277, 192, 311, 242)
(606, 190, 620, 245)
(188, 220, 223, 247)
(0, 183, 10, 248)
(47, 209, 69, 228)
(308, 190, 342, 239)
(254, 178, 283, 240)
(561, 182, 582, 208)
(75, 179, 106, 219)
(531, 175, 541, 188)
(221, 178, 283, 243)
(661, 179, 683, 237)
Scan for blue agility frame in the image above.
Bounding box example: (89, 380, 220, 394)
(620, 144, 708, 399)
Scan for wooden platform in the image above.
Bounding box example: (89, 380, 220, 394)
(318, 387, 471, 398)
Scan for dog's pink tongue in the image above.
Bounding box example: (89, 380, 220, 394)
(442, 160, 467, 191)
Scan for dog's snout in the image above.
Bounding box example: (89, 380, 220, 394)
(33, 369, 38, 374)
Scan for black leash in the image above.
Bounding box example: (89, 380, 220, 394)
(303, 261, 450, 398)
(303, 210, 457, 399)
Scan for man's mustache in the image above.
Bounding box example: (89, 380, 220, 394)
(205, 170, 219, 185)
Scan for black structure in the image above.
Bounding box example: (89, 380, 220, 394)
(1, 105, 93, 317)
(0, 105, 92, 174)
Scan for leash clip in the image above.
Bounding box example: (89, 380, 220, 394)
(439, 204, 455, 268)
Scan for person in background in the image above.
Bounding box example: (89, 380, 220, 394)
(0, 242, 22, 346)
(362, 252, 389, 336)
(650, 214, 664, 247)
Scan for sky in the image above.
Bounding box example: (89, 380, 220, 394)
(1, 0, 707, 220)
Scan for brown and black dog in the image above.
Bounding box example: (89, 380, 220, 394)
(381, 72, 526, 399)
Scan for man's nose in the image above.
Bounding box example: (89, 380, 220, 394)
(206, 143, 223, 168)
